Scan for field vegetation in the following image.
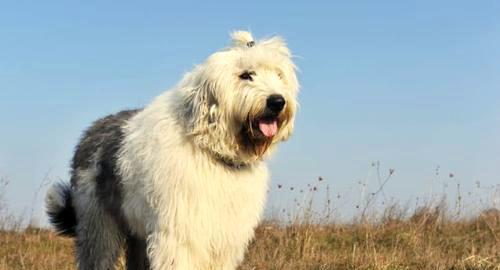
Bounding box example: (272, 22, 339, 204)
(1, 165, 499, 270)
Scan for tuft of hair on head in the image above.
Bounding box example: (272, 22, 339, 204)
(231, 30, 255, 48)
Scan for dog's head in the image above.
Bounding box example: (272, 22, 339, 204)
(180, 31, 299, 166)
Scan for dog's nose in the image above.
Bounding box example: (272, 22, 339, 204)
(266, 94, 286, 113)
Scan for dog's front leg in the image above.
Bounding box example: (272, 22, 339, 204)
(147, 228, 201, 270)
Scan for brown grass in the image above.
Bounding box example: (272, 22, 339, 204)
(0, 207, 498, 270)
(242, 208, 500, 270)
(0, 228, 74, 270)
(1, 170, 499, 269)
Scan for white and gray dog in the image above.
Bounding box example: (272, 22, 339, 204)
(45, 31, 299, 270)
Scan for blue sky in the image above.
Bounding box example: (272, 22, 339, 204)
(1, 1, 499, 222)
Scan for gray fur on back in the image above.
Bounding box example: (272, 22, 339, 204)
(68, 109, 150, 270)
(71, 109, 139, 229)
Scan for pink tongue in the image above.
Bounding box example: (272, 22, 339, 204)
(258, 120, 278, 137)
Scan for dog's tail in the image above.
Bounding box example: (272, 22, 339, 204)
(45, 182, 77, 237)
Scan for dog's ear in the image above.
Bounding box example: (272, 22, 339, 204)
(182, 76, 219, 136)
(231, 30, 255, 48)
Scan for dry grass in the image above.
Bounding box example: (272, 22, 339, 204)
(0, 228, 74, 270)
(0, 207, 498, 270)
(241, 207, 500, 270)
(1, 170, 499, 269)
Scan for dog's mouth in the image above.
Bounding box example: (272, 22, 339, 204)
(255, 117, 279, 138)
(239, 109, 289, 157)
(246, 111, 282, 140)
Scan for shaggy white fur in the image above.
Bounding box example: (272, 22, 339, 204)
(120, 31, 298, 269)
(46, 30, 299, 270)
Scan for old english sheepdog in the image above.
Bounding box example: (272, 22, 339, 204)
(45, 31, 299, 270)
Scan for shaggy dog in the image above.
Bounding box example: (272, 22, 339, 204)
(45, 31, 299, 270)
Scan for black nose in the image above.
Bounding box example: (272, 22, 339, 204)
(266, 94, 286, 113)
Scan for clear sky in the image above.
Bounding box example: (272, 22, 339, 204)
(1, 1, 499, 223)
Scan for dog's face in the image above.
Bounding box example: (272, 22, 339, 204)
(182, 31, 299, 165)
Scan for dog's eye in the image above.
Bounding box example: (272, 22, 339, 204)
(239, 71, 255, 81)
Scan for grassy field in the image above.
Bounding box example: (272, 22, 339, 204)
(1, 172, 499, 269)
(1, 206, 498, 270)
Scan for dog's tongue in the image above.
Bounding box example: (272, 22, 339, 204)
(258, 119, 278, 138)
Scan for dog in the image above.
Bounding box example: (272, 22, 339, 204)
(45, 30, 299, 270)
